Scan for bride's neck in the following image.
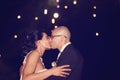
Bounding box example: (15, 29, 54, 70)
(36, 46, 45, 56)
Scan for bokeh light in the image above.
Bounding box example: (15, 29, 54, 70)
(54, 25, 58, 28)
(44, 9, 48, 15)
(57, 5, 60, 8)
(17, 15, 21, 19)
(96, 32, 99, 36)
(93, 13, 96, 17)
(73, 0, 77, 5)
(51, 18, 55, 24)
(64, 5, 68, 9)
(53, 12, 59, 19)
(56, 0, 59, 3)
(93, 5, 97, 9)
(0, 54, 2, 58)
(14, 35, 18, 39)
(35, 17, 39, 20)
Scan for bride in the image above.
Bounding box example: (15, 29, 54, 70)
(20, 30, 71, 80)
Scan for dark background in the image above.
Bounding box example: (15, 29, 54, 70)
(0, 0, 120, 80)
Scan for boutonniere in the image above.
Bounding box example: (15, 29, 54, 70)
(51, 61, 57, 67)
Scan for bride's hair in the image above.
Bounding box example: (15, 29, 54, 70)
(22, 30, 43, 54)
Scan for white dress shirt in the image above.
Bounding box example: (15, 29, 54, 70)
(57, 42, 71, 60)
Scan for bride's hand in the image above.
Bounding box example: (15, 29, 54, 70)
(50, 65, 71, 77)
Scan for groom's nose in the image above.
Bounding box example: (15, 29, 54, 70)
(48, 36, 52, 42)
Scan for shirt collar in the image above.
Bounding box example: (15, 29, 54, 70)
(60, 42, 71, 52)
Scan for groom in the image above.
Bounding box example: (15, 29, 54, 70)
(46, 26, 84, 80)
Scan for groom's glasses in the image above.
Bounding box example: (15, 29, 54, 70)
(51, 35, 67, 39)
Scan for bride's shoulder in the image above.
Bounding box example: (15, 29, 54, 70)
(27, 50, 37, 55)
(22, 51, 36, 64)
(27, 50, 40, 58)
(30, 50, 38, 54)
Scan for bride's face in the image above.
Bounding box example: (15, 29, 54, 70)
(41, 32, 51, 49)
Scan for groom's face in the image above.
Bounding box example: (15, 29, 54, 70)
(50, 29, 64, 49)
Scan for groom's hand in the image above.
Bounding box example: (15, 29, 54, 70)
(51, 65, 71, 77)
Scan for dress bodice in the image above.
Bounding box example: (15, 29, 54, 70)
(20, 51, 47, 80)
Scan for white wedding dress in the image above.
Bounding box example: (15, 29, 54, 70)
(20, 52, 46, 80)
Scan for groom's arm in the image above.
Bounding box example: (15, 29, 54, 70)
(45, 55, 77, 80)
(45, 75, 68, 80)
(45, 64, 72, 80)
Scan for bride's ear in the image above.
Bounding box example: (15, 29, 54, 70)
(35, 40, 41, 46)
(42, 32, 47, 39)
(42, 32, 47, 36)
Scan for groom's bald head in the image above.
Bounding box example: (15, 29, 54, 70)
(52, 26, 71, 41)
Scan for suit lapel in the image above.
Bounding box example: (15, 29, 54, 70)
(56, 44, 71, 64)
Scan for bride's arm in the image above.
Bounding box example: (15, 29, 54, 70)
(20, 65, 23, 76)
(22, 51, 41, 80)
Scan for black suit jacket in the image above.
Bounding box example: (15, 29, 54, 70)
(46, 44, 84, 80)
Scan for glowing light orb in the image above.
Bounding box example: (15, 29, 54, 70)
(54, 25, 58, 28)
(44, 9, 48, 15)
(17, 15, 21, 19)
(73, 0, 77, 5)
(64, 5, 68, 9)
(96, 32, 99, 36)
(35, 17, 39, 20)
(51, 18, 55, 24)
(57, 5, 60, 8)
(93, 6, 97, 9)
(14, 35, 18, 39)
(93, 13, 96, 17)
(53, 12, 59, 19)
